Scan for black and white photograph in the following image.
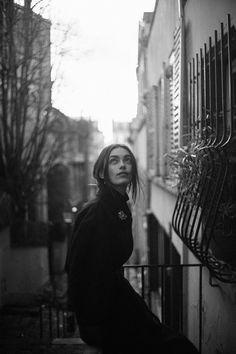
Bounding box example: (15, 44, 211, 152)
(0, 1, 235, 353)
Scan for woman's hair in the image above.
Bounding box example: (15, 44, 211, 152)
(93, 144, 140, 202)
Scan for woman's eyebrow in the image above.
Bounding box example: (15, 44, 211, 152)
(109, 154, 131, 158)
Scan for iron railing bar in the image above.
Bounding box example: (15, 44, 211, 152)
(184, 179, 204, 247)
(56, 306, 60, 337)
(220, 22, 227, 144)
(176, 190, 188, 236)
(203, 150, 225, 223)
(197, 149, 218, 257)
(199, 265, 203, 354)
(169, 266, 174, 328)
(225, 13, 233, 143)
(185, 62, 190, 141)
(176, 165, 200, 237)
(189, 61, 193, 140)
(63, 311, 66, 337)
(179, 150, 209, 244)
(192, 58, 196, 139)
(49, 304, 53, 338)
(187, 150, 214, 253)
(179, 267, 183, 333)
(141, 266, 145, 299)
(180, 183, 196, 240)
(196, 53, 200, 133)
(172, 180, 189, 234)
(214, 30, 220, 145)
(209, 37, 217, 146)
(208, 36, 214, 144)
(200, 48, 204, 140)
(181, 197, 195, 242)
(161, 267, 165, 323)
(171, 202, 178, 231)
(204, 43, 209, 142)
(180, 168, 202, 243)
(147, 265, 152, 308)
(203, 150, 228, 254)
(174, 192, 188, 235)
(124, 263, 201, 269)
(39, 304, 44, 338)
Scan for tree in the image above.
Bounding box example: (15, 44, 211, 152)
(0, 0, 58, 224)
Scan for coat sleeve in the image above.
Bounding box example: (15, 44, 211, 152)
(66, 203, 117, 326)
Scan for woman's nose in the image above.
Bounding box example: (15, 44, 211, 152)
(119, 160, 126, 168)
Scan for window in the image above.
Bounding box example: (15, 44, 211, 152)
(172, 14, 236, 283)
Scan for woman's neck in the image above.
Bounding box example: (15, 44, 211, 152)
(110, 185, 127, 196)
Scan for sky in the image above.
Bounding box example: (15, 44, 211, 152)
(48, 0, 156, 142)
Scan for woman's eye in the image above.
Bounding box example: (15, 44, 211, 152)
(109, 156, 132, 164)
(124, 157, 132, 164)
(109, 158, 118, 164)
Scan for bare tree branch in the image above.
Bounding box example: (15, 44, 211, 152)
(0, 0, 58, 219)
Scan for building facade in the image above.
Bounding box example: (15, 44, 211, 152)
(131, 1, 236, 353)
(112, 120, 131, 146)
(48, 108, 104, 223)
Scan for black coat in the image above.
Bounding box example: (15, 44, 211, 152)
(65, 185, 199, 354)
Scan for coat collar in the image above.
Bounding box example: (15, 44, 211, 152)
(97, 185, 132, 223)
(98, 185, 129, 203)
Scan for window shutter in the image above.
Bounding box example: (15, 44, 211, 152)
(147, 86, 158, 176)
(171, 23, 183, 151)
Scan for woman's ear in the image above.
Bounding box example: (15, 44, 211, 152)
(99, 161, 106, 180)
(98, 169, 104, 179)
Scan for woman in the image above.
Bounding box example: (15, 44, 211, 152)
(65, 144, 199, 354)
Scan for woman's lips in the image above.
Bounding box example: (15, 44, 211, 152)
(117, 172, 128, 176)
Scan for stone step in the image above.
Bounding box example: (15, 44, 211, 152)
(51, 337, 85, 345)
(51, 338, 103, 353)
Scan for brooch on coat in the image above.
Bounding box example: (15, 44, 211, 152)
(118, 210, 128, 221)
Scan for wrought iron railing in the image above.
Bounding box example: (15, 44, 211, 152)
(124, 264, 203, 353)
(40, 264, 203, 353)
(172, 14, 236, 283)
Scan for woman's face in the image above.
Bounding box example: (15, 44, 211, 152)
(107, 147, 132, 194)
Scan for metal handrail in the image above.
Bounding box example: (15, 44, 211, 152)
(123, 263, 203, 353)
(39, 263, 203, 353)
